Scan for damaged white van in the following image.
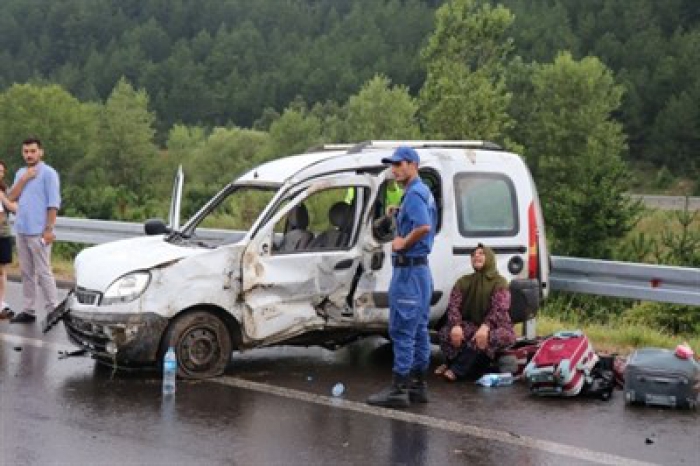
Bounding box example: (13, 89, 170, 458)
(47, 140, 550, 378)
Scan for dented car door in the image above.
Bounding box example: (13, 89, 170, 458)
(240, 174, 377, 342)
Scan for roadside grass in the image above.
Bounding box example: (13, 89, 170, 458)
(533, 314, 700, 356)
(632, 207, 700, 238)
(6, 256, 74, 283)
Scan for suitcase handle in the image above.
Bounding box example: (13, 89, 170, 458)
(553, 330, 583, 339)
(638, 375, 683, 385)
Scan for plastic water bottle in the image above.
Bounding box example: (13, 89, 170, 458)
(162, 347, 177, 396)
(331, 382, 345, 397)
(476, 373, 514, 387)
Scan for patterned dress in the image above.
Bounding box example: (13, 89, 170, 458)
(438, 286, 516, 361)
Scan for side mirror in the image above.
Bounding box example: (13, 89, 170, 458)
(372, 215, 396, 243)
(144, 218, 170, 236)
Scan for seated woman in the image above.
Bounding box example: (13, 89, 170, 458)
(435, 243, 516, 381)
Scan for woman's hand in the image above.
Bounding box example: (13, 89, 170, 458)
(473, 324, 490, 351)
(449, 325, 464, 348)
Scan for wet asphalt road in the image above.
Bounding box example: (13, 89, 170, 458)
(0, 283, 698, 466)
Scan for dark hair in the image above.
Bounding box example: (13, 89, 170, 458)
(22, 136, 42, 148)
(0, 160, 6, 192)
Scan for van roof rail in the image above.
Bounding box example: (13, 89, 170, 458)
(343, 140, 502, 153)
(316, 143, 357, 151)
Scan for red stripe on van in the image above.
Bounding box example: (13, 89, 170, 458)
(528, 202, 538, 279)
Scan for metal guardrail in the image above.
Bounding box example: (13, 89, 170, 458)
(55, 217, 229, 244)
(550, 257, 699, 306)
(51, 217, 699, 306)
(630, 194, 700, 211)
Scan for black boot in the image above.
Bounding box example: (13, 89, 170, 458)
(408, 370, 429, 403)
(366, 373, 410, 408)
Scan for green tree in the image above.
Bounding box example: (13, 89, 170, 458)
(186, 126, 270, 188)
(0, 83, 97, 182)
(171, 126, 270, 218)
(514, 52, 640, 258)
(91, 78, 159, 201)
(419, 0, 514, 140)
(267, 103, 322, 157)
(344, 75, 420, 141)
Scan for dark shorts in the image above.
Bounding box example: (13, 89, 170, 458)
(0, 236, 13, 264)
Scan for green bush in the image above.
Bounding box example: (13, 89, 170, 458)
(653, 166, 674, 190)
(541, 292, 633, 324)
(623, 302, 700, 336)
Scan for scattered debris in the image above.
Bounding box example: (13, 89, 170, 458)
(58, 349, 87, 360)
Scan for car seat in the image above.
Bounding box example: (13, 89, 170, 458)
(308, 202, 352, 249)
(278, 203, 314, 252)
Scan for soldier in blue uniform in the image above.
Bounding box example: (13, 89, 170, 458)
(367, 146, 437, 408)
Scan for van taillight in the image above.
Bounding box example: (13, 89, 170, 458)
(528, 202, 538, 279)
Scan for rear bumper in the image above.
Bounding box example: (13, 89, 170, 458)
(63, 310, 169, 365)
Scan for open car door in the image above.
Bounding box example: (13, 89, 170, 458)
(168, 165, 184, 231)
(240, 173, 379, 343)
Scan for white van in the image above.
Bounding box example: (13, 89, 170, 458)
(48, 141, 550, 378)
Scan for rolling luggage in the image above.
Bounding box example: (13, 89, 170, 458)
(624, 347, 699, 409)
(524, 330, 598, 396)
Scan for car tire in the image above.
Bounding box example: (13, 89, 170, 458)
(162, 310, 232, 379)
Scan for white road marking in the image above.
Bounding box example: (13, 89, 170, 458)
(211, 376, 658, 466)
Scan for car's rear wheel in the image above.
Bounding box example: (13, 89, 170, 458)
(162, 310, 232, 379)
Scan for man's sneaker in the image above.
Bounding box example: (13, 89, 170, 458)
(0, 307, 15, 319)
(10, 312, 36, 324)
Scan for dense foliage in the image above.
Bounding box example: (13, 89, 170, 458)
(0, 0, 693, 259)
(1, 0, 698, 174)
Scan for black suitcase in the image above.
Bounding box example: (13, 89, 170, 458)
(624, 347, 699, 409)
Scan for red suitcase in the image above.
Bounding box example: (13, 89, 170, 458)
(524, 330, 598, 396)
(497, 338, 543, 377)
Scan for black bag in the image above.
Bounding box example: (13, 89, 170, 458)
(580, 354, 616, 401)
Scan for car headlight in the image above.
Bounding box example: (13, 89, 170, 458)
(102, 272, 151, 305)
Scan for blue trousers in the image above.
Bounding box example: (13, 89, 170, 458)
(388, 265, 432, 376)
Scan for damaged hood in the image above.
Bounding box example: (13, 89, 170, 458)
(75, 236, 205, 291)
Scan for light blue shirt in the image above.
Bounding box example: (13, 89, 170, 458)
(13, 162, 61, 235)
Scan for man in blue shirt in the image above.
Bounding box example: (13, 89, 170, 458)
(367, 146, 437, 408)
(8, 137, 61, 324)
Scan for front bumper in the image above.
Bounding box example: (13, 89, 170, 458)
(60, 298, 169, 365)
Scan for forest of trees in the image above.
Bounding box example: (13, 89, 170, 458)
(1, 0, 698, 173)
(0, 0, 697, 266)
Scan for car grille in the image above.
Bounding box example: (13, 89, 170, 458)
(64, 314, 109, 354)
(75, 287, 102, 305)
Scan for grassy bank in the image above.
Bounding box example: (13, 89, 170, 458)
(535, 315, 700, 356)
(6, 257, 74, 283)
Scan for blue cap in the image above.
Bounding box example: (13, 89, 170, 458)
(381, 146, 420, 165)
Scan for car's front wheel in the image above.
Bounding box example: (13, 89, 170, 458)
(161, 310, 232, 379)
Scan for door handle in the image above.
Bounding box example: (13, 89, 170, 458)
(334, 259, 354, 270)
